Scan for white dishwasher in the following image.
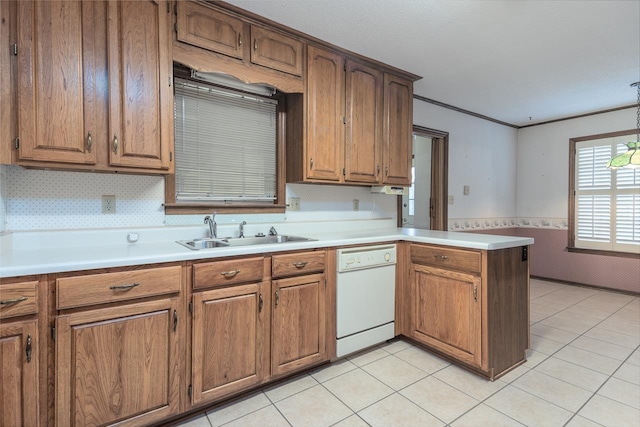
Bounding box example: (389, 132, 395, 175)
(336, 244, 396, 357)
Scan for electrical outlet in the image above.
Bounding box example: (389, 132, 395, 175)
(463, 185, 470, 195)
(353, 199, 359, 211)
(102, 195, 116, 214)
(448, 195, 454, 205)
(288, 197, 300, 211)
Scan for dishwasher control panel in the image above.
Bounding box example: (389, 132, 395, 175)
(337, 244, 397, 272)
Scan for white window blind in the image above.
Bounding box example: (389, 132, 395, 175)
(174, 78, 277, 203)
(575, 138, 640, 253)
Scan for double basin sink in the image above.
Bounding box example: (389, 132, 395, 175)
(177, 234, 316, 250)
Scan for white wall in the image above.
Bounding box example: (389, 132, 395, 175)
(413, 99, 519, 224)
(517, 108, 636, 219)
(1, 165, 396, 231)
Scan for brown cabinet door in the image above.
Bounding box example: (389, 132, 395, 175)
(0, 320, 38, 427)
(410, 264, 482, 367)
(250, 25, 303, 76)
(306, 46, 345, 182)
(345, 60, 383, 184)
(176, 1, 245, 60)
(191, 282, 269, 405)
(55, 298, 181, 427)
(108, 0, 172, 170)
(17, 0, 97, 164)
(383, 74, 413, 185)
(272, 273, 326, 377)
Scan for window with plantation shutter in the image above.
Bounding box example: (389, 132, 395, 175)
(573, 136, 640, 253)
(173, 78, 277, 204)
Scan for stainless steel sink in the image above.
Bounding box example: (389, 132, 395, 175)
(176, 235, 316, 250)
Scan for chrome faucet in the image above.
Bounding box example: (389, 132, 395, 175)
(239, 221, 247, 238)
(206, 213, 217, 238)
(269, 226, 278, 236)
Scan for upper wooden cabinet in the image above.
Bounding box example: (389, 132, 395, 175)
(345, 60, 383, 184)
(304, 46, 345, 182)
(17, 0, 97, 165)
(288, 50, 414, 186)
(175, 1, 304, 77)
(177, 1, 245, 60)
(383, 74, 413, 185)
(251, 25, 303, 77)
(107, 0, 173, 170)
(14, 0, 172, 173)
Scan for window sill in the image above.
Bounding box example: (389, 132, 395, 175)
(566, 247, 640, 259)
(164, 203, 287, 215)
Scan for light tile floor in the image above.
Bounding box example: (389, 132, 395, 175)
(176, 279, 640, 427)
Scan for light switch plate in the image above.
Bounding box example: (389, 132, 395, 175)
(288, 197, 300, 211)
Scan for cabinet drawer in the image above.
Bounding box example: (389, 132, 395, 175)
(193, 257, 264, 289)
(272, 251, 325, 278)
(0, 281, 38, 319)
(411, 245, 481, 274)
(56, 266, 181, 310)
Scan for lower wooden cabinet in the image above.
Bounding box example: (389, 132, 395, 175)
(0, 320, 39, 427)
(55, 297, 182, 427)
(191, 282, 269, 405)
(410, 264, 482, 367)
(271, 273, 326, 377)
(406, 243, 529, 379)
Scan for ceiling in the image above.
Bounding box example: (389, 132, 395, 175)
(225, 0, 640, 127)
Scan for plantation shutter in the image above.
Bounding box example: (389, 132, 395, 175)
(575, 139, 640, 253)
(174, 78, 277, 202)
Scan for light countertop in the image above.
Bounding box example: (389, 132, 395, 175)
(0, 227, 533, 278)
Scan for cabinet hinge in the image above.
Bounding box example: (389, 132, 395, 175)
(51, 326, 56, 341)
(473, 286, 477, 302)
(342, 116, 346, 125)
(187, 385, 192, 398)
(169, 151, 173, 161)
(174, 22, 178, 33)
(342, 168, 345, 176)
(166, 1, 170, 13)
(189, 301, 193, 314)
(343, 62, 346, 72)
(14, 137, 19, 150)
(174, 3, 178, 15)
(12, 43, 17, 56)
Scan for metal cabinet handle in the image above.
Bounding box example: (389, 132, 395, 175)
(310, 158, 314, 169)
(86, 131, 92, 152)
(26, 334, 32, 363)
(0, 296, 28, 305)
(173, 309, 178, 332)
(385, 166, 389, 177)
(292, 261, 308, 268)
(220, 270, 240, 278)
(275, 290, 279, 307)
(254, 38, 257, 51)
(109, 283, 139, 291)
(238, 33, 242, 46)
(434, 255, 449, 260)
(259, 293, 263, 312)
(113, 135, 118, 154)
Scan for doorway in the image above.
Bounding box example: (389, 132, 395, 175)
(398, 126, 448, 230)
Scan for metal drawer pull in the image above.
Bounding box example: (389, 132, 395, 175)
(292, 261, 308, 268)
(0, 296, 28, 305)
(109, 283, 139, 291)
(113, 135, 118, 154)
(254, 38, 257, 51)
(434, 255, 449, 260)
(220, 270, 240, 278)
(238, 33, 242, 46)
(26, 334, 32, 363)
